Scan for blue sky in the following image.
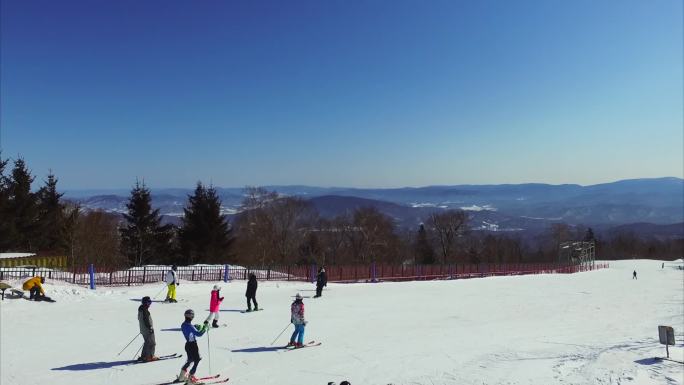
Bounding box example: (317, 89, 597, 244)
(1, 0, 682, 189)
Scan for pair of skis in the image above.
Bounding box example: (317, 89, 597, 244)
(154, 373, 229, 385)
(134, 353, 182, 365)
(284, 340, 321, 350)
(240, 308, 264, 313)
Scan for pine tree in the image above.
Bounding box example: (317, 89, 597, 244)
(0, 154, 12, 251)
(179, 182, 233, 264)
(36, 171, 68, 253)
(415, 224, 436, 264)
(7, 158, 38, 251)
(584, 227, 595, 242)
(120, 180, 174, 266)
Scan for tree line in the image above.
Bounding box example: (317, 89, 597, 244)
(1, 155, 681, 268)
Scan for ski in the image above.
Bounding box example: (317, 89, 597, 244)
(204, 377, 229, 384)
(135, 353, 182, 364)
(240, 308, 264, 313)
(147, 374, 226, 385)
(286, 340, 321, 350)
(196, 374, 221, 381)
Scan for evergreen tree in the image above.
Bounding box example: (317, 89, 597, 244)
(36, 171, 68, 253)
(584, 227, 595, 242)
(7, 158, 38, 251)
(179, 182, 233, 264)
(415, 224, 436, 264)
(120, 180, 174, 266)
(0, 154, 12, 251)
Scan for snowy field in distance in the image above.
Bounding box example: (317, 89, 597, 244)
(1, 260, 682, 385)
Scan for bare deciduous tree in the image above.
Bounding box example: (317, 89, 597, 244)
(427, 210, 469, 264)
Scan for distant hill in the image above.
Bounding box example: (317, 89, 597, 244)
(606, 222, 684, 240)
(65, 177, 684, 229)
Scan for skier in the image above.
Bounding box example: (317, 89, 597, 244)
(22, 276, 46, 301)
(205, 285, 224, 328)
(178, 309, 209, 384)
(165, 265, 179, 303)
(245, 273, 259, 311)
(314, 267, 327, 298)
(632, 270, 637, 280)
(137, 296, 158, 362)
(287, 293, 307, 347)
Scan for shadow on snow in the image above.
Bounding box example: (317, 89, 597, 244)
(52, 359, 137, 371)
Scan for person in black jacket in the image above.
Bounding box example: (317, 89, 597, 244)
(314, 267, 327, 298)
(245, 273, 259, 311)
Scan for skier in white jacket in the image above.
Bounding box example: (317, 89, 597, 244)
(165, 265, 179, 303)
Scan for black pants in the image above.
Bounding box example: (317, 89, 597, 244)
(247, 296, 258, 310)
(29, 286, 44, 300)
(182, 341, 201, 374)
(315, 285, 323, 297)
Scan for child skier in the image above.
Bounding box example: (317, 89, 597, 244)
(178, 309, 208, 384)
(287, 293, 307, 347)
(205, 285, 224, 328)
(245, 273, 258, 311)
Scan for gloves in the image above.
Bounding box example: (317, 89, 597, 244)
(290, 318, 294, 324)
(149, 328, 154, 334)
(304, 321, 308, 326)
(219, 297, 224, 301)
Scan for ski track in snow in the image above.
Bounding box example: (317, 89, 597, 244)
(1, 260, 683, 385)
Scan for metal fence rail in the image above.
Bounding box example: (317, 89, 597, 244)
(0, 262, 609, 288)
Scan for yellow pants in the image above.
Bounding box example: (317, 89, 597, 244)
(166, 284, 177, 300)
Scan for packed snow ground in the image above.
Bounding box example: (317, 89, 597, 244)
(1, 260, 682, 385)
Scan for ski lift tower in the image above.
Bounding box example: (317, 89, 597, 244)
(559, 240, 595, 268)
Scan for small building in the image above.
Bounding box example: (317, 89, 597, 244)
(0, 253, 68, 268)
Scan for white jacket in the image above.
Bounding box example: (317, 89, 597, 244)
(165, 270, 177, 285)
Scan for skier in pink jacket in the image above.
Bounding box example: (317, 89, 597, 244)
(205, 285, 224, 328)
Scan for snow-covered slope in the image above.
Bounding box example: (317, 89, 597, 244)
(1, 260, 682, 385)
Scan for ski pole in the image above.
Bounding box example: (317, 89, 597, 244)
(270, 323, 291, 345)
(207, 327, 212, 374)
(152, 283, 167, 300)
(132, 343, 143, 360)
(117, 333, 141, 356)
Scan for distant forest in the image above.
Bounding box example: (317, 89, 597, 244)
(1, 155, 682, 268)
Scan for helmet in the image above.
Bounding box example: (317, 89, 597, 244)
(142, 296, 152, 305)
(213, 285, 220, 291)
(172, 265, 178, 271)
(340, 382, 351, 385)
(295, 293, 302, 300)
(184, 309, 195, 318)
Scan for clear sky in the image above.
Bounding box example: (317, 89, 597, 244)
(1, 0, 682, 189)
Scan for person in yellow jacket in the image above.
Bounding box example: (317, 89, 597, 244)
(22, 276, 45, 300)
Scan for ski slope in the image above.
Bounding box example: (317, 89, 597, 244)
(1, 260, 682, 385)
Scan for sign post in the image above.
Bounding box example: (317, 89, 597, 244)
(658, 325, 675, 359)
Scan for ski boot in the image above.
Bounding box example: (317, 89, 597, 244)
(212, 319, 219, 328)
(186, 374, 200, 384)
(286, 341, 295, 347)
(144, 356, 159, 362)
(177, 369, 188, 383)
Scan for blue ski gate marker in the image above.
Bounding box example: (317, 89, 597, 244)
(89, 264, 96, 290)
